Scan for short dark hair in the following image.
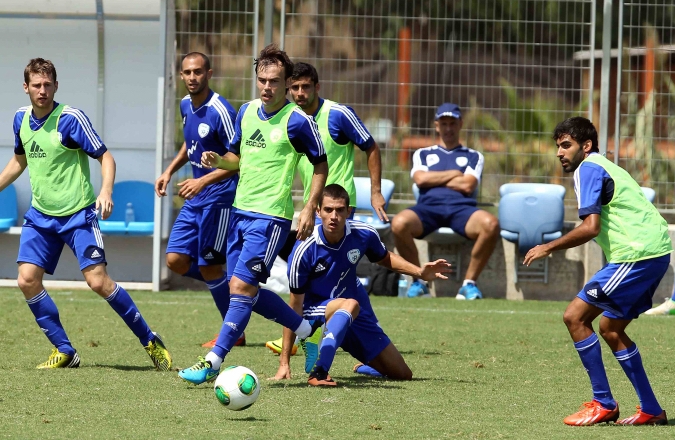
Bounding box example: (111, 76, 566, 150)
(182, 52, 211, 71)
(24, 58, 57, 84)
(291, 62, 319, 84)
(320, 184, 350, 208)
(552, 117, 599, 152)
(254, 44, 293, 80)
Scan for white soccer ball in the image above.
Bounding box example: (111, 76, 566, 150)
(213, 366, 261, 411)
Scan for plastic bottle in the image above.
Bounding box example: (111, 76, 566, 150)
(397, 275, 408, 298)
(125, 202, 135, 225)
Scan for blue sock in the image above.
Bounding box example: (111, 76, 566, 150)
(212, 294, 253, 359)
(574, 333, 615, 409)
(26, 290, 75, 356)
(206, 275, 230, 319)
(105, 284, 153, 346)
(315, 309, 352, 372)
(354, 364, 383, 377)
(252, 288, 302, 331)
(614, 344, 662, 416)
(184, 262, 204, 282)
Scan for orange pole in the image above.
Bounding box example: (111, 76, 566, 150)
(643, 33, 655, 108)
(397, 27, 412, 167)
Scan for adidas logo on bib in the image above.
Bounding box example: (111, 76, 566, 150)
(28, 141, 47, 158)
(245, 129, 266, 149)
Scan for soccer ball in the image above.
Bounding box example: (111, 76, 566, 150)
(213, 366, 260, 411)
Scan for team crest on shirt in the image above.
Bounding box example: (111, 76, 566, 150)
(347, 249, 360, 264)
(426, 154, 440, 167)
(455, 156, 468, 167)
(50, 131, 62, 146)
(198, 123, 210, 138)
(270, 128, 283, 143)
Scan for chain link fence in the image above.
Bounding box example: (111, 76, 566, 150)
(617, 1, 675, 211)
(170, 1, 675, 218)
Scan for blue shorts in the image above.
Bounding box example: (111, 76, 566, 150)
(577, 254, 670, 320)
(18, 204, 106, 275)
(226, 210, 291, 285)
(407, 202, 479, 238)
(303, 284, 391, 364)
(166, 202, 231, 266)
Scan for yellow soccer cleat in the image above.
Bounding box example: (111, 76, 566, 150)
(144, 332, 173, 371)
(265, 337, 298, 356)
(36, 348, 80, 369)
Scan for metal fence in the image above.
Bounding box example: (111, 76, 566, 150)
(617, 1, 675, 211)
(170, 0, 675, 218)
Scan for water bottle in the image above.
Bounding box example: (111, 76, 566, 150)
(125, 202, 135, 226)
(397, 275, 408, 298)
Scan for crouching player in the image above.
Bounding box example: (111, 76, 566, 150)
(273, 184, 452, 386)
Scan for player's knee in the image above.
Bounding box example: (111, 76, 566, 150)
(484, 214, 500, 237)
(390, 215, 409, 236)
(389, 364, 413, 380)
(562, 309, 578, 329)
(17, 273, 39, 292)
(166, 253, 189, 275)
(598, 324, 619, 343)
(344, 299, 360, 317)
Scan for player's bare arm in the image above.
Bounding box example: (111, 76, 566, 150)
(412, 169, 463, 188)
(297, 161, 328, 240)
(0, 154, 27, 193)
(366, 142, 388, 222)
(523, 213, 600, 266)
(177, 168, 238, 200)
(377, 252, 452, 281)
(201, 150, 240, 170)
(96, 151, 116, 220)
(445, 173, 478, 196)
(155, 142, 189, 197)
(272, 292, 305, 380)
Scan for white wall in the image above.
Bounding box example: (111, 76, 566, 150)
(0, 0, 162, 283)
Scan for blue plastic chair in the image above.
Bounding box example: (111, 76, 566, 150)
(498, 184, 566, 283)
(640, 186, 655, 203)
(99, 181, 155, 236)
(499, 182, 566, 199)
(352, 177, 395, 231)
(0, 184, 18, 232)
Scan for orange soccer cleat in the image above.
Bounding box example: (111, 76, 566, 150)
(307, 367, 337, 387)
(201, 332, 246, 348)
(563, 400, 620, 426)
(617, 407, 668, 426)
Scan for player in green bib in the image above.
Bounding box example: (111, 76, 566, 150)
(179, 45, 328, 385)
(524, 117, 671, 426)
(265, 62, 388, 356)
(0, 58, 171, 371)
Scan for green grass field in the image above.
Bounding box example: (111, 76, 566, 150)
(1, 288, 674, 439)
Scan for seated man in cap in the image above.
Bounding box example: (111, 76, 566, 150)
(391, 103, 500, 299)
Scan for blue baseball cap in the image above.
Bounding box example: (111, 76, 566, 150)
(434, 103, 462, 120)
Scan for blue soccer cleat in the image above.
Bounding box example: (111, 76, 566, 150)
(178, 356, 219, 385)
(300, 321, 324, 374)
(456, 283, 483, 300)
(407, 280, 430, 298)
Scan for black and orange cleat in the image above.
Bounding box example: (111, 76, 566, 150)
(308, 367, 337, 387)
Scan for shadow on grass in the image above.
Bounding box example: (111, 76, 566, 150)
(90, 364, 157, 371)
(263, 376, 405, 389)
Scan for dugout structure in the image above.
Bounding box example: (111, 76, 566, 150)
(0, 0, 175, 290)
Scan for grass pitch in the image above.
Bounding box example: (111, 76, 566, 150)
(1, 288, 674, 439)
